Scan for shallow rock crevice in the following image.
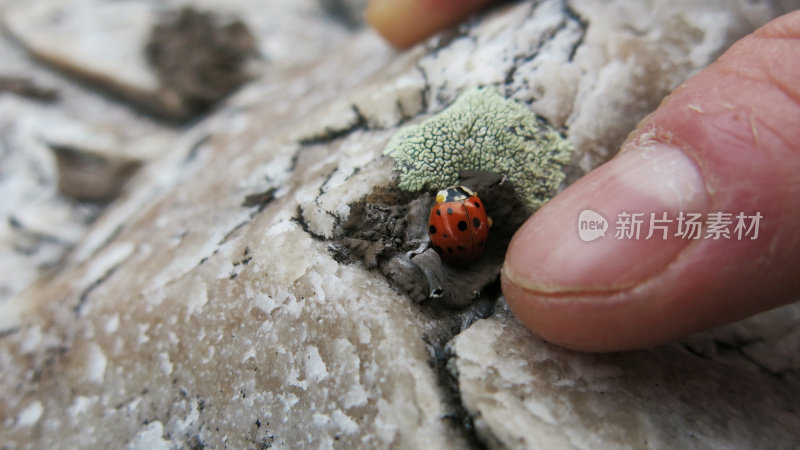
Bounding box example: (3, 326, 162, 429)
(501, 0, 588, 89)
(448, 303, 800, 448)
(423, 296, 500, 448)
(297, 105, 369, 145)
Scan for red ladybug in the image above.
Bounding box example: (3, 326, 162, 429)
(428, 186, 491, 266)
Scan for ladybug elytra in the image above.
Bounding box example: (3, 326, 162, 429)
(428, 186, 491, 266)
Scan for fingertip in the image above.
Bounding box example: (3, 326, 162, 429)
(503, 143, 708, 295)
(366, 0, 493, 49)
(502, 11, 800, 352)
(500, 270, 650, 352)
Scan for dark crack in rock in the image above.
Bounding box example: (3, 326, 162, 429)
(0, 76, 58, 102)
(318, 0, 369, 29)
(50, 144, 142, 202)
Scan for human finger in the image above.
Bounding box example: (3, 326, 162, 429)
(502, 11, 800, 352)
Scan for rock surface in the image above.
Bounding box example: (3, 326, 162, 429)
(0, 22, 175, 309)
(450, 303, 800, 448)
(1, 0, 352, 119)
(1, 0, 800, 448)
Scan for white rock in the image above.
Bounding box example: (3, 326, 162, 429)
(85, 343, 107, 383)
(0, 1, 798, 449)
(0, 24, 175, 310)
(450, 304, 800, 448)
(128, 421, 171, 450)
(67, 396, 94, 421)
(16, 401, 43, 428)
(2, 0, 353, 119)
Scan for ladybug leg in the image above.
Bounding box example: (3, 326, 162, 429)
(406, 241, 428, 257)
(384, 252, 429, 303)
(410, 248, 445, 299)
(404, 193, 434, 250)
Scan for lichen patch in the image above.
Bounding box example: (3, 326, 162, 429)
(383, 87, 573, 210)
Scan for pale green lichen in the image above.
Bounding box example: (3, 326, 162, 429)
(383, 87, 573, 210)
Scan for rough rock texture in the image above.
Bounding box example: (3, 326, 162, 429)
(0, 24, 175, 308)
(1, 0, 352, 119)
(383, 87, 573, 210)
(450, 303, 800, 448)
(2, 0, 800, 448)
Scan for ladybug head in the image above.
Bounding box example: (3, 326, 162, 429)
(435, 185, 475, 203)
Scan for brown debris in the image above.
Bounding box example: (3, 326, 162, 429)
(242, 187, 277, 208)
(0, 76, 58, 102)
(50, 144, 141, 202)
(146, 8, 257, 118)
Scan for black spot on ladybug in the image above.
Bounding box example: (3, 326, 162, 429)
(474, 201, 481, 208)
(429, 225, 437, 234)
(478, 240, 485, 247)
(447, 247, 454, 254)
(447, 207, 454, 215)
(436, 209, 441, 216)
(473, 217, 481, 228)
(457, 245, 466, 252)
(457, 220, 467, 231)
(443, 233, 449, 238)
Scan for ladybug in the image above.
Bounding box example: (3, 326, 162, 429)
(428, 186, 491, 266)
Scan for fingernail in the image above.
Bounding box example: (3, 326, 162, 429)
(504, 142, 709, 294)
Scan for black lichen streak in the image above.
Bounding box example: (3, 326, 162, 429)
(333, 171, 530, 308)
(74, 259, 127, 315)
(0, 327, 20, 339)
(187, 435, 206, 450)
(230, 247, 253, 280)
(422, 294, 497, 449)
(298, 105, 368, 146)
(234, 256, 252, 266)
(184, 134, 212, 165)
(218, 219, 250, 246)
(242, 186, 278, 220)
(292, 205, 328, 242)
(563, 0, 588, 62)
(242, 187, 277, 209)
